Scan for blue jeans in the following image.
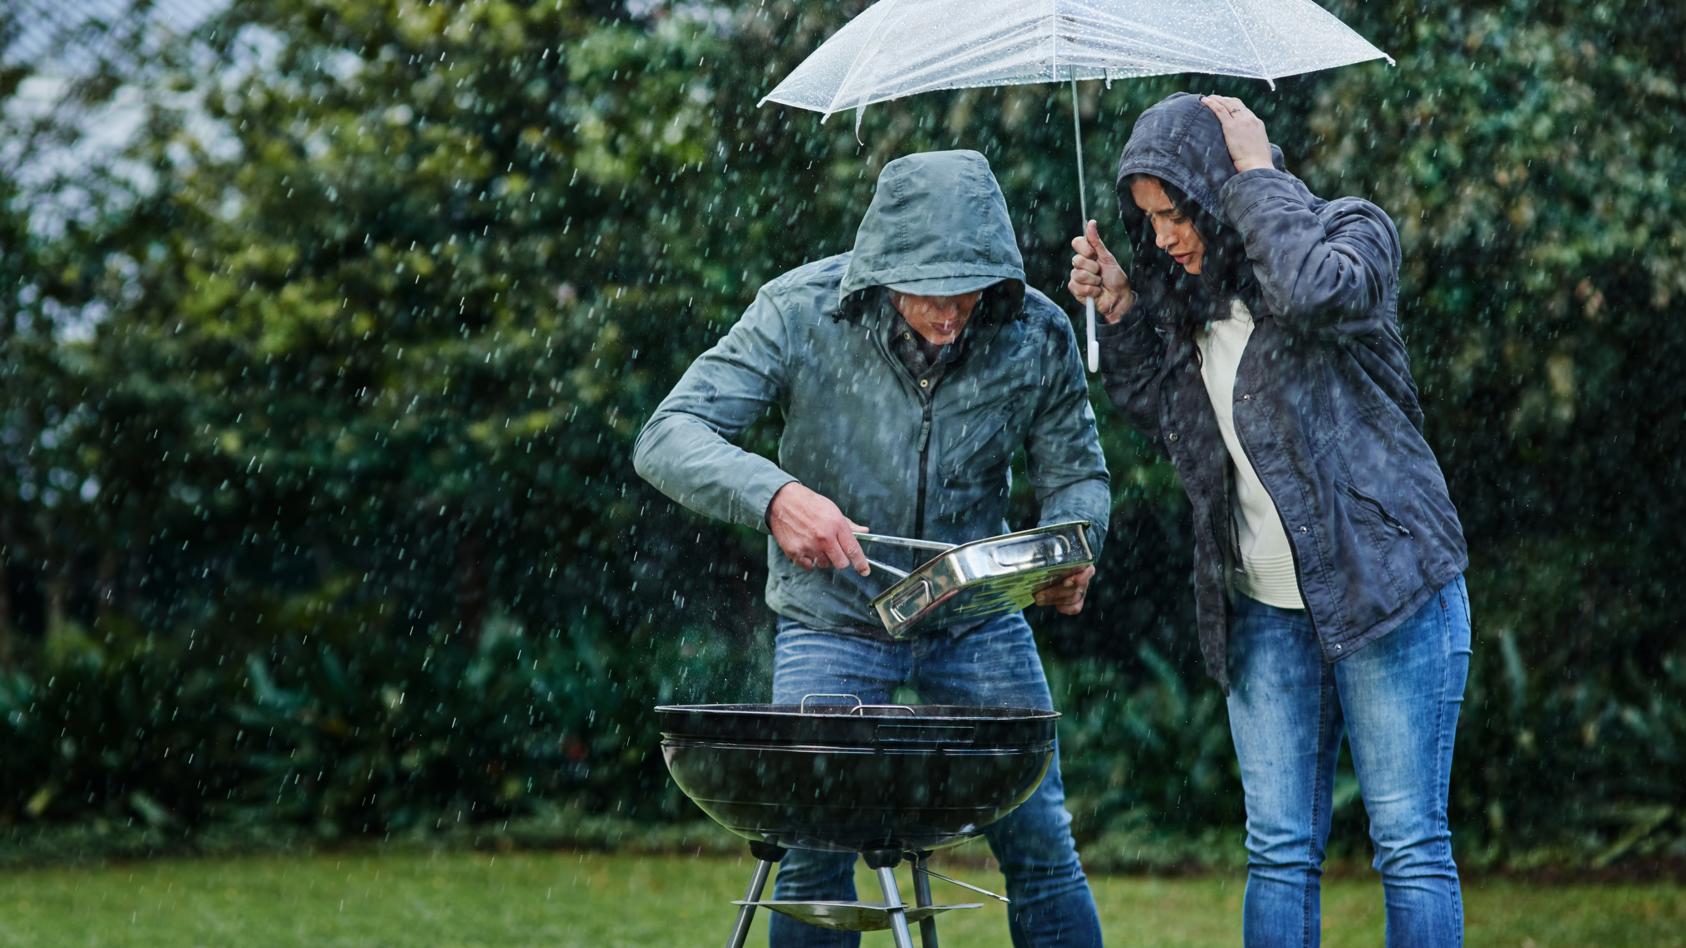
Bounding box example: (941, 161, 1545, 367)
(1226, 575, 1472, 948)
(768, 612, 1102, 947)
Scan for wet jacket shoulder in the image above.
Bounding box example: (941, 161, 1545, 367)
(1219, 168, 1403, 340)
(630, 252, 848, 532)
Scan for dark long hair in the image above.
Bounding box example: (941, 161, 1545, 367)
(1124, 175, 1262, 350)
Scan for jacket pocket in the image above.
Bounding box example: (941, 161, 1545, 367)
(1339, 481, 1414, 538)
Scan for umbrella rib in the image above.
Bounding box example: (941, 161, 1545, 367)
(826, 0, 913, 118)
(944, 32, 1220, 86)
(1058, 10, 1247, 63)
(839, 23, 1049, 103)
(1049, 0, 1059, 80)
(795, 50, 1274, 116)
(1220, 0, 1274, 84)
(1059, 31, 1253, 74)
(923, 27, 1051, 82)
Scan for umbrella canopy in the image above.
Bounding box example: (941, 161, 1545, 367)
(761, 0, 1392, 118)
(760, 0, 1392, 372)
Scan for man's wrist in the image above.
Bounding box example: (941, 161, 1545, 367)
(762, 478, 802, 529)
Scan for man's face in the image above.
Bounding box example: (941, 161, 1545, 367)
(1130, 176, 1206, 275)
(889, 289, 983, 346)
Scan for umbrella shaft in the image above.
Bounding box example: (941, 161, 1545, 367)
(1071, 79, 1088, 227)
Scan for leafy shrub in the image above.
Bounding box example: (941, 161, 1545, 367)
(0, 643, 249, 829)
(0, 610, 771, 840)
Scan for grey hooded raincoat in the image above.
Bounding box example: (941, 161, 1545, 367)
(1099, 94, 1468, 689)
(635, 150, 1110, 634)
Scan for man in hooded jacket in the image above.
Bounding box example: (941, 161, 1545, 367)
(636, 150, 1109, 946)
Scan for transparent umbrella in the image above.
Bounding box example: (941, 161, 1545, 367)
(761, 0, 1393, 371)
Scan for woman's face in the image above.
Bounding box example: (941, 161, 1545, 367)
(1130, 177, 1206, 275)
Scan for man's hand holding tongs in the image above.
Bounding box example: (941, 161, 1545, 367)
(767, 482, 872, 576)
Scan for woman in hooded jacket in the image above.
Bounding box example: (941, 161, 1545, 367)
(1069, 92, 1472, 947)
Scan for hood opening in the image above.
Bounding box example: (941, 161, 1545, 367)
(838, 150, 1027, 325)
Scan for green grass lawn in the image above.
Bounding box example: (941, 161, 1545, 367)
(2, 849, 1681, 946)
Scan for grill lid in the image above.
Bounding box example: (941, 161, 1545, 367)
(655, 697, 1057, 748)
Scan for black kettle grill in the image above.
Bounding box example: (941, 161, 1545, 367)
(658, 696, 1057, 947)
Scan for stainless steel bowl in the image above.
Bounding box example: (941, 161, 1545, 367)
(857, 521, 1093, 638)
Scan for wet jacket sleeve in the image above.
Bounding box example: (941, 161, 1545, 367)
(1096, 306, 1168, 457)
(632, 290, 800, 532)
(1025, 314, 1113, 557)
(1220, 168, 1401, 338)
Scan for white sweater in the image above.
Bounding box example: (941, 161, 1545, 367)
(1196, 299, 1305, 610)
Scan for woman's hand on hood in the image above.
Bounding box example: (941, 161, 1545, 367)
(1201, 96, 1274, 174)
(1068, 220, 1136, 323)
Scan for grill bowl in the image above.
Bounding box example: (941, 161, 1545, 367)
(657, 703, 1057, 853)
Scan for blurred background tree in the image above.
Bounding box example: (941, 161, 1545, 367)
(0, 0, 1681, 869)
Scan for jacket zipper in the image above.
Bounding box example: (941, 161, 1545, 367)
(873, 294, 1003, 542)
(1231, 421, 1317, 638)
(1341, 483, 1414, 537)
(915, 403, 933, 537)
(1224, 342, 1319, 642)
(868, 317, 936, 542)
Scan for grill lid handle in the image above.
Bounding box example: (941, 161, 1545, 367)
(797, 695, 920, 716)
(798, 693, 863, 714)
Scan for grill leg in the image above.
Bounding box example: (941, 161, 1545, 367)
(911, 851, 938, 948)
(873, 866, 916, 948)
(725, 842, 785, 948)
(863, 849, 914, 948)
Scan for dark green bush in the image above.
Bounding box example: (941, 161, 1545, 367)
(0, 612, 771, 841)
(4, 576, 1681, 871)
(1053, 645, 1243, 837)
(0, 642, 249, 829)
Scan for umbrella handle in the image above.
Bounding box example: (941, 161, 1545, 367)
(1085, 298, 1099, 373)
(1072, 79, 1099, 375)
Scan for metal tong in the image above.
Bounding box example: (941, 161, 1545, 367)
(852, 531, 955, 580)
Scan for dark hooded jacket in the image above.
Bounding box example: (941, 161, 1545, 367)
(635, 150, 1110, 633)
(1097, 94, 1467, 690)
